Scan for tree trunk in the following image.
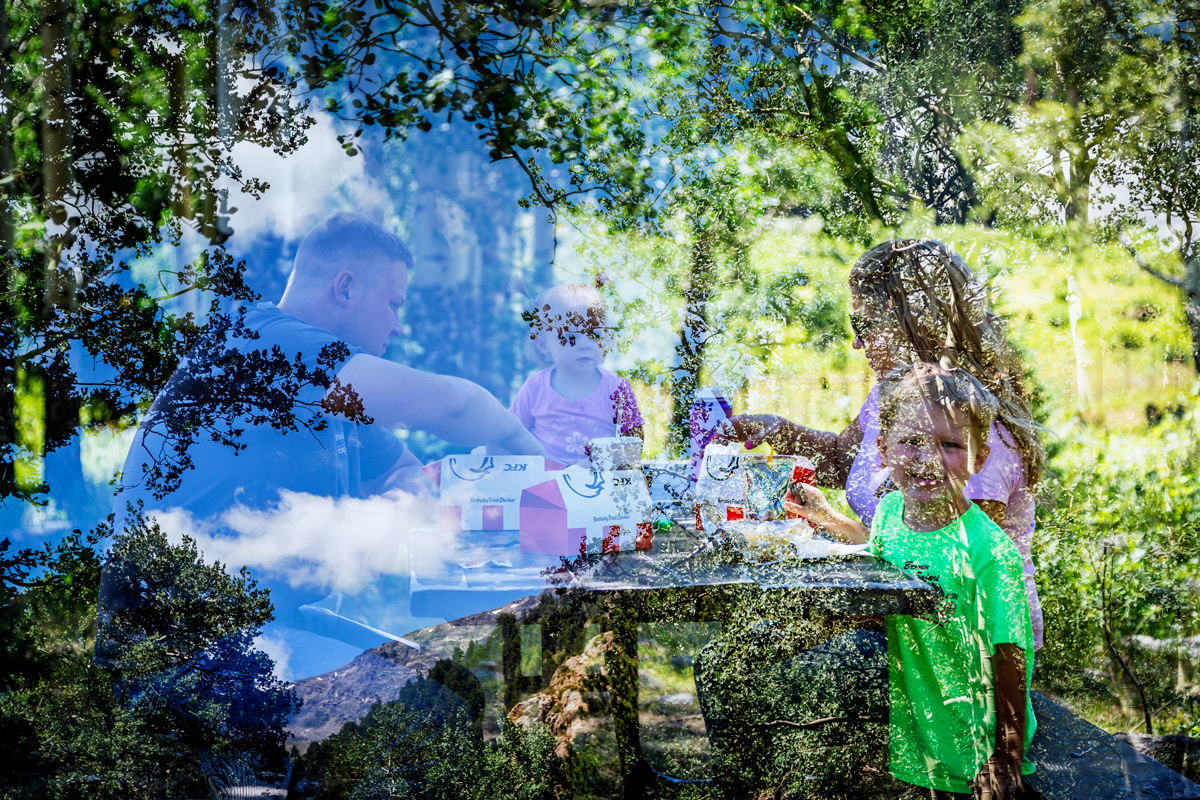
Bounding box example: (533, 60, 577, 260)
(1185, 257, 1200, 373)
(1051, 58, 1104, 413)
(801, 72, 887, 223)
(169, 52, 193, 224)
(668, 216, 717, 456)
(1062, 146, 1092, 224)
(1064, 214, 1100, 415)
(39, 0, 70, 314)
(1065, 267, 1098, 414)
(0, 0, 13, 258)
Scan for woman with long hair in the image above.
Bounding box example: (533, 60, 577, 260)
(724, 239, 1047, 647)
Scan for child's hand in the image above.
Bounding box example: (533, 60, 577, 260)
(783, 483, 869, 544)
(971, 749, 1023, 800)
(783, 483, 837, 527)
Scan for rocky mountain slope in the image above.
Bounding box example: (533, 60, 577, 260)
(287, 594, 545, 748)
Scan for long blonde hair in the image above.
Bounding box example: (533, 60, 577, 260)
(850, 239, 1047, 490)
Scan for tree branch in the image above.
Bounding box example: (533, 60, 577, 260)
(1118, 231, 1185, 288)
(757, 714, 886, 729)
(784, 3, 884, 71)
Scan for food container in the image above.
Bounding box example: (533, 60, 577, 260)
(423, 455, 561, 531)
(791, 455, 816, 487)
(587, 436, 644, 472)
(785, 455, 816, 520)
(720, 518, 823, 562)
(519, 466, 653, 555)
(693, 445, 744, 532)
(741, 454, 795, 520)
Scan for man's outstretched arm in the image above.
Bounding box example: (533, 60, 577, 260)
(333, 355, 543, 455)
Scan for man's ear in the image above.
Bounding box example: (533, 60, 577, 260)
(971, 442, 990, 475)
(877, 435, 888, 468)
(332, 270, 354, 307)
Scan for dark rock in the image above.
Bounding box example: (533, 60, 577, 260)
(669, 655, 695, 670)
(1115, 732, 1200, 782)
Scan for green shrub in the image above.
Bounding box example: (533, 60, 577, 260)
(1035, 406, 1200, 732)
(296, 683, 563, 800)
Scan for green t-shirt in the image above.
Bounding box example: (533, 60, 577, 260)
(869, 492, 1036, 794)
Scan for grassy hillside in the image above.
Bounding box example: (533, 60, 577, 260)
(590, 219, 1196, 458)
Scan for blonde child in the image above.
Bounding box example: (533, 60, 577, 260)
(511, 284, 643, 465)
(733, 239, 1047, 650)
(829, 362, 1036, 800)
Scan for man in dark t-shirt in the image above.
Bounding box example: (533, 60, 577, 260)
(106, 212, 543, 671)
(119, 302, 407, 517)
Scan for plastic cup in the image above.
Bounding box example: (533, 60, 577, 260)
(587, 436, 643, 472)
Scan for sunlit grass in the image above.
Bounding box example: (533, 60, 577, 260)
(608, 218, 1195, 444)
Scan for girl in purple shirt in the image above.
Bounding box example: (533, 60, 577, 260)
(511, 283, 644, 465)
(725, 240, 1047, 648)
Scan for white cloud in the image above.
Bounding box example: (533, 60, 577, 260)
(222, 113, 390, 250)
(80, 426, 137, 491)
(254, 629, 292, 680)
(152, 490, 460, 594)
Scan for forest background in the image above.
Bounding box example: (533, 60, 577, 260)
(0, 0, 1199, 796)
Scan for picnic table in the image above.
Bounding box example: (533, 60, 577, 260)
(410, 514, 943, 796)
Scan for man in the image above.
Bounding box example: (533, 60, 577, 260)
(99, 212, 540, 779)
(116, 212, 540, 517)
(105, 212, 542, 665)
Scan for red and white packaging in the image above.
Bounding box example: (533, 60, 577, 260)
(791, 456, 816, 486)
(785, 455, 817, 519)
(519, 466, 653, 556)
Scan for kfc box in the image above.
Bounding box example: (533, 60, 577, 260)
(519, 465, 653, 555)
(425, 455, 561, 531)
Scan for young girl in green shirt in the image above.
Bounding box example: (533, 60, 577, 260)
(812, 362, 1036, 799)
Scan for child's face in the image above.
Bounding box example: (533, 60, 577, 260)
(849, 292, 905, 376)
(877, 397, 989, 514)
(539, 306, 607, 373)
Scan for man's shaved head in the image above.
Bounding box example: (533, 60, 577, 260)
(289, 212, 414, 293)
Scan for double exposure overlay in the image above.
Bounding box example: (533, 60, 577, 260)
(2, 2, 1199, 799)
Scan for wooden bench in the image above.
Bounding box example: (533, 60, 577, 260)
(1026, 691, 1200, 800)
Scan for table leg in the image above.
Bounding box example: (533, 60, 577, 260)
(606, 612, 654, 799)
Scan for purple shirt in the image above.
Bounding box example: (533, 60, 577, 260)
(847, 384, 1044, 649)
(510, 367, 644, 465)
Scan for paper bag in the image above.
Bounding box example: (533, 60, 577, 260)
(694, 445, 746, 530)
(689, 386, 733, 485)
(519, 466, 653, 555)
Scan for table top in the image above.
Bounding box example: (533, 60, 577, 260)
(409, 516, 943, 621)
